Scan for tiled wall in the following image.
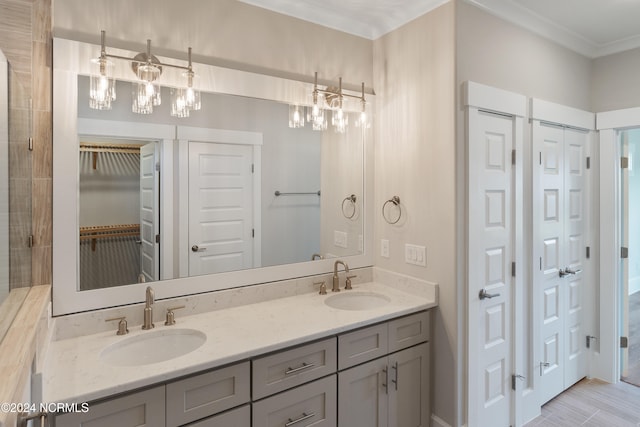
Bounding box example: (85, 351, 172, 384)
(0, 0, 52, 287)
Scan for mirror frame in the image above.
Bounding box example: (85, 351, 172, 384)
(52, 37, 374, 315)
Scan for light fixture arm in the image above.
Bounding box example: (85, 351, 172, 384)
(98, 30, 192, 73)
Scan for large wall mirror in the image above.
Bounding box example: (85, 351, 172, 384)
(53, 38, 374, 315)
(0, 48, 32, 340)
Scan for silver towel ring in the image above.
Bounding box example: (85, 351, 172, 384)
(382, 196, 402, 224)
(342, 194, 357, 219)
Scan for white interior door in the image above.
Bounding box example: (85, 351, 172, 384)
(468, 109, 515, 427)
(139, 142, 159, 282)
(188, 141, 254, 276)
(533, 121, 589, 404)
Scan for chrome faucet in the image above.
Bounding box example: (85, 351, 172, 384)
(332, 260, 350, 292)
(142, 286, 155, 330)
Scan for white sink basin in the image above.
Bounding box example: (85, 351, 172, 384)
(325, 292, 391, 311)
(100, 328, 206, 366)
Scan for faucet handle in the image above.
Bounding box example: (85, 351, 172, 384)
(105, 316, 129, 335)
(165, 305, 186, 326)
(314, 281, 327, 295)
(345, 275, 357, 290)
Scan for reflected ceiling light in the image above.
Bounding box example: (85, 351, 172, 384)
(291, 72, 367, 133)
(89, 30, 201, 117)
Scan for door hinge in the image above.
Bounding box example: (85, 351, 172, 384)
(155, 234, 160, 244)
(252, 228, 255, 238)
(511, 374, 525, 391)
(586, 156, 590, 169)
(621, 336, 629, 348)
(539, 257, 542, 271)
(622, 247, 629, 259)
(155, 162, 160, 171)
(28, 137, 34, 151)
(27, 235, 33, 248)
(539, 152, 542, 165)
(621, 156, 629, 169)
(511, 262, 516, 277)
(586, 246, 590, 259)
(251, 164, 254, 173)
(586, 335, 597, 349)
(511, 149, 516, 165)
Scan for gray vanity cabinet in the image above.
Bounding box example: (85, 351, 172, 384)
(337, 311, 430, 427)
(52, 385, 165, 427)
(52, 310, 430, 427)
(166, 361, 250, 426)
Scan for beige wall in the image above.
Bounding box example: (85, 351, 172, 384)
(456, 1, 592, 111)
(373, 3, 457, 425)
(52, 0, 373, 90)
(592, 47, 640, 112)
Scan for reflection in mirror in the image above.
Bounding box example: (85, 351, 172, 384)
(76, 77, 364, 291)
(0, 49, 31, 342)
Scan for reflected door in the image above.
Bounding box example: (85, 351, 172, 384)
(188, 142, 254, 276)
(140, 142, 160, 282)
(533, 122, 589, 404)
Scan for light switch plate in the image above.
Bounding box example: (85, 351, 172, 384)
(334, 230, 348, 248)
(381, 239, 390, 258)
(405, 243, 426, 266)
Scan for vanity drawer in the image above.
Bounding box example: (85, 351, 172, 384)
(166, 361, 250, 427)
(338, 322, 388, 370)
(252, 338, 336, 400)
(252, 375, 337, 427)
(185, 404, 250, 426)
(53, 386, 165, 427)
(388, 311, 430, 353)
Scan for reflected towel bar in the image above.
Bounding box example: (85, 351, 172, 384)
(275, 190, 321, 196)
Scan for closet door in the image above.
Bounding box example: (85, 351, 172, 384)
(533, 121, 589, 404)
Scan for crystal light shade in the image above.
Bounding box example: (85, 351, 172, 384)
(170, 87, 190, 118)
(132, 82, 155, 114)
(332, 108, 348, 134)
(308, 103, 327, 131)
(288, 105, 305, 128)
(89, 57, 115, 110)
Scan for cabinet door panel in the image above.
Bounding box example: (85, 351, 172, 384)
(166, 361, 250, 427)
(338, 323, 388, 370)
(252, 375, 336, 427)
(253, 338, 336, 400)
(338, 357, 388, 427)
(388, 312, 430, 353)
(53, 386, 164, 427)
(185, 404, 250, 427)
(388, 343, 430, 427)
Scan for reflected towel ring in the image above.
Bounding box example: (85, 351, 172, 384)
(342, 194, 357, 219)
(382, 196, 402, 224)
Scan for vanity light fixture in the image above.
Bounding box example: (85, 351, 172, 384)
(291, 72, 368, 133)
(89, 30, 201, 117)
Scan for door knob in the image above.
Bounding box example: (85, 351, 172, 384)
(479, 289, 500, 300)
(191, 245, 206, 252)
(559, 267, 582, 277)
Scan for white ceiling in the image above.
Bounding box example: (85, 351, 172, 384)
(237, 0, 640, 58)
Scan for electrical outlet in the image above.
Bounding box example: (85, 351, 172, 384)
(405, 244, 426, 266)
(381, 239, 390, 258)
(334, 231, 348, 248)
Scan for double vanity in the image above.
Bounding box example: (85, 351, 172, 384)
(43, 270, 437, 426)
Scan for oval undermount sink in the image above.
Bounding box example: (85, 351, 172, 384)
(100, 328, 206, 366)
(325, 291, 391, 311)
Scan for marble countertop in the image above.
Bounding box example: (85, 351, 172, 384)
(43, 281, 437, 404)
